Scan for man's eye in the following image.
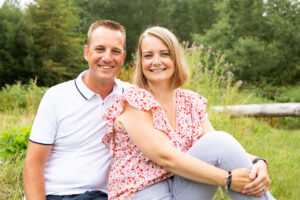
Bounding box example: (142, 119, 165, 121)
(112, 50, 121, 55)
(95, 48, 104, 52)
(144, 54, 152, 58)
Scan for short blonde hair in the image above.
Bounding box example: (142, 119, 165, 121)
(134, 26, 189, 89)
(87, 19, 126, 48)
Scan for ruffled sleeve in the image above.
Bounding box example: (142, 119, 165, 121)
(190, 92, 208, 124)
(187, 90, 208, 143)
(102, 86, 173, 155)
(102, 94, 125, 155)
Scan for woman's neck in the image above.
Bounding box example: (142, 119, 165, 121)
(148, 82, 176, 110)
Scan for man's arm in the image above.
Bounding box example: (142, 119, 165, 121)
(23, 141, 52, 200)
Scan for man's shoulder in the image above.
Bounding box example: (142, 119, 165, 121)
(115, 79, 133, 89)
(47, 79, 75, 94)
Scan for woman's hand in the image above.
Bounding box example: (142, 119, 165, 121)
(230, 168, 252, 192)
(243, 160, 270, 197)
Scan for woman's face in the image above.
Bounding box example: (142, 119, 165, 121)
(141, 35, 175, 86)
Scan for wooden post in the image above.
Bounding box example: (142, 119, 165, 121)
(211, 103, 300, 117)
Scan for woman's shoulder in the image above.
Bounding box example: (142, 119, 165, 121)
(177, 88, 207, 102)
(124, 86, 159, 111)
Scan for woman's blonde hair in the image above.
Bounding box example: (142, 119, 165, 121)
(134, 26, 189, 89)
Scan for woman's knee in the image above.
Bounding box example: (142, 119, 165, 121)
(198, 131, 237, 148)
(188, 131, 248, 164)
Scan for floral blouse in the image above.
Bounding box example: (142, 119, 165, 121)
(102, 86, 208, 200)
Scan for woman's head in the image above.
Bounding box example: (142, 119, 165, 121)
(134, 26, 189, 89)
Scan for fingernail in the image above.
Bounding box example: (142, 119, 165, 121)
(250, 175, 255, 179)
(242, 190, 246, 194)
(247, 193, 250, 196)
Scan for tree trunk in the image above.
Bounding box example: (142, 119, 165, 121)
(211, 103, 300, 117)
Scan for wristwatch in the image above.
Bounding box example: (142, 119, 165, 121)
(252, 157, 268, 168)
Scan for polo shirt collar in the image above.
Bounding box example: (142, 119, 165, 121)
(75, 70, 124, 100)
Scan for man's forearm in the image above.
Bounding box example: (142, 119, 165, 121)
(23, 165, 46, 200)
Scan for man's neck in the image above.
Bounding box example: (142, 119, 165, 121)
(82, 74, 115, 99)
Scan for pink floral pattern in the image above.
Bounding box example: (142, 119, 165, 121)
(102, 86, 208, 200)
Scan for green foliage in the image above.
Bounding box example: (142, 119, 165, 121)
(193, 0, 300, 87)
(73, 0, 221, 63)
(26, 0, 86, 86)
(275, 85, 300, 103)
(183, 44, 244, 106)
(0, 79, 47, 111)
(0, 126, 30, 159)
(0, 1, 35, 87)
(0, 152, 24, 199)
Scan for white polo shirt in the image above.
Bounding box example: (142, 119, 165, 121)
(29, 70, 131, 195)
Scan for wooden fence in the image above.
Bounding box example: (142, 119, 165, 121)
(211, 103, 300, 117)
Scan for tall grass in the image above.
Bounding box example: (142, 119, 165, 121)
(183, 43, 246, 106)
(0, 45, 299, 199)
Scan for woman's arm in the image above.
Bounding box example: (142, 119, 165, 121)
(245, 153, 270, 196)
(201, 114, 270, 196)
(117, 102, 251, 192)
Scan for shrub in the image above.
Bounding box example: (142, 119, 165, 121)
(0, 126, 30, 159)
(183, 43, 245, 106)
(0, 79, 47, 112)
(275, 85, 300, 103)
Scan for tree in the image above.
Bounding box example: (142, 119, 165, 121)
(26, 0, 85, 86)
(193, 0, 300, 86)
(73, 0, 221, 62)
(0, 0, 35, 87)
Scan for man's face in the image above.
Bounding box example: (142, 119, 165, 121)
(84, 27, 126, 84)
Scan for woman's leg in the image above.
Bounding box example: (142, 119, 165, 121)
(172, 131, 275, 200)
(132, 179, 172, 200)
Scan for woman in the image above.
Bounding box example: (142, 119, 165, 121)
(103, 26, 275, 200)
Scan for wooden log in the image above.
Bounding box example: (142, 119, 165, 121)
(211, 103, 300, 117)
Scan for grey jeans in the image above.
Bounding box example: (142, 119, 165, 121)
(133, 131, 276, 200)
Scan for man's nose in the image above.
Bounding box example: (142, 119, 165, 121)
(102, 50, 113, 63)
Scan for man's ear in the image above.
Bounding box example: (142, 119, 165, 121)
(123, 51, 126, 61)
(83, 45, 89, 62)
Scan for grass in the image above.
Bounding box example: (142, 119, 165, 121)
(0, 45, 299, 199)
(210, 113, 300, 199)
(0, 152, 25, 200)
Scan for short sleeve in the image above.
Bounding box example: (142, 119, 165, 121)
(102, 86, 173, 153)
(190, 93, 208, 124)
(29, 88, 58, 145)
(185, 90, 208, 143)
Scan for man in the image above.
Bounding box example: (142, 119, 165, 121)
(23, 19, 129, 200)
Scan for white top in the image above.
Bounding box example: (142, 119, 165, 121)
(29, 70, 131, 195)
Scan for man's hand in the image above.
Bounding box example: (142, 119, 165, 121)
(243, 160, 270, 197)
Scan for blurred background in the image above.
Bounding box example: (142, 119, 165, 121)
(0, 0, 299, 199)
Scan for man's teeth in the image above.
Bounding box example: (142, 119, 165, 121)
(101, 66, 113, 69)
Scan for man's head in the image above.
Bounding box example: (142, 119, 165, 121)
(84, 20, 126, 87)
(87, 20, 126, 49)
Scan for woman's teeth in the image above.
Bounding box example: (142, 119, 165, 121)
(150, 68, 166, 72)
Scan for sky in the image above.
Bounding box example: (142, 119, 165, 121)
(0, 0, 34, 8)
